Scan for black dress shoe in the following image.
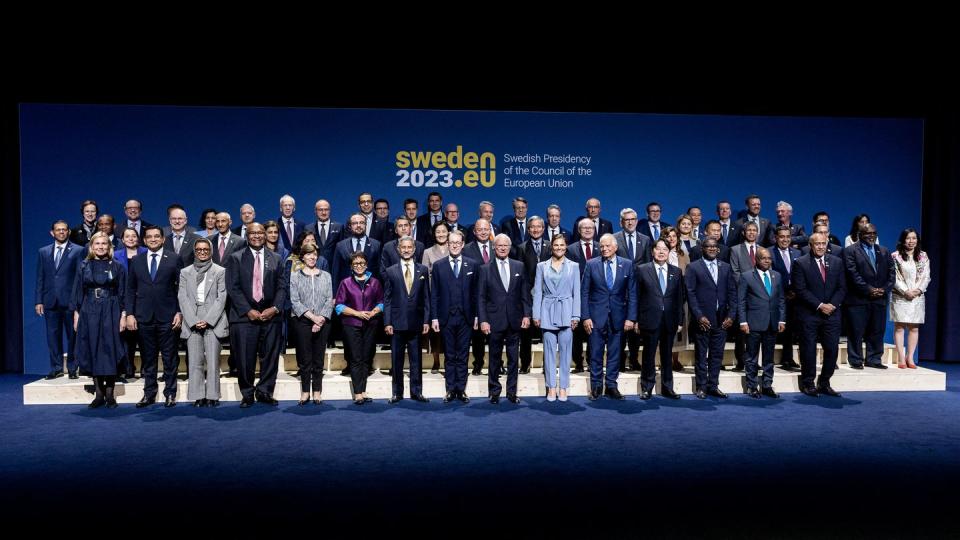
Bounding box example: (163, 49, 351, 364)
(471, 368, 482, 376)
(639, 389, 652, 400)
(68, 371, 79, 380)
(239, 397, 254, 408)
(412, 394, 429, 403)
(706, 388, 728, 399)
(761, 387, 780, 398)
(731, 365, 744, 372)
(604, 388, 625, 400)
(106, 397, 118, 409)
(849, 363, 864, 370)
(255, 393, 279, 405)
(443, 392, 455, 403)
(45, 371, 63, 380)
(340, 368, 351, 377)
(661, 387, 681, 399)
(519, 367, 531, 374)
(489, 395, 500, 404)
(866, 363, 889, 370)
(747, 389, 761, 399)
(297, 399, 309, 406)
(780, 362, 801, 372)
(800, 386, 819, 397)
(226, 369, 239, 378)
(194, 399, 206, 407)
(117, 376, 128, 384)
(135, 397, 156, 408)
(572, 366, 585, 373)
(628, 363, 642, 372)
(164, 396, 176, 408)
(506, 395, 520, 404)
(353, 398, 365, 405)
(312, 399, 322, 405)
(457, 392, 470, 403)
(88, 395, 106, 408)
(818, 385, 841, 397)
(388, 395, 403, 404)
(362, 397, 373, 403)
(695, 389, 707, 399)
(207, 400, 220, 407)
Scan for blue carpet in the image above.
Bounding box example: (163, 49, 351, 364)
(3, 365, 959, 536)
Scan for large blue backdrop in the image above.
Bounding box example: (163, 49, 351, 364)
(19, 104, 924, 374)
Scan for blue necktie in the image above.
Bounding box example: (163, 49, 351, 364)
(605, 260, 614, 289)
(452, 258, 459, 278)
(150, 253, 158, 281)
(54, 246, 63, 269)
(652, 223, 660, 241)
(865, 245, 876, 270)
(658, 266, 666, 294)
(763, 271, 772, 296)
(722, 223, 728, 243)
(627, 234, 635, 261)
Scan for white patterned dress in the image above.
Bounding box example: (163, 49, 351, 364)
(889, 251, 931, 324)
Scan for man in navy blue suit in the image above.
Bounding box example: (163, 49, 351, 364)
(380, 217, 425, 269)
(843, 224, 895, 370)
(402, 198, 431, 246)
(305, 199, 343, 273)
(114, 199, 152, 244)
(478, 234, 531, 404)
(226, 222, 289, 408)
(277, 194, 305, 252)
(689, 220, 732, 263)
(430, 230, 478, 403)
(125, 225, 183, 407)
(636, 201, 671, 242)
(791, 233, 847, 397)
(36, 220, 84, 379)
(333, 213, 382, 289)
(634, 238, 685, 399)
(771, 225, 802, 371)
(418, 192, 444, 247)
(571, 198, 613, 241)
(738, 247, 786, 398)
(581, 234, 637, 400)
(684, 238, 737, 399)
(499, 196, 529, 245)
(716, 201, 743, 248)
(383, 237, 431, 403)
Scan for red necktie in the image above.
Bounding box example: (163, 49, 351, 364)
(585, 242, 592, 259)
(482, 244, 489, 264)
(749, 244, 755, 266)
(818, 258, 827, 282)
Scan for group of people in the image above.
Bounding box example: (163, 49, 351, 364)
(35, 192, 931, 408)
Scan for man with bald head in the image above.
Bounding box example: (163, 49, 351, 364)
(571, 198, 613, 241)
(115, 199, 153, 243)
(164, 205, 201, 265)
(305, 199, 343, 270)
(463, 219, 495, 375)
(210, 212, 246, 266)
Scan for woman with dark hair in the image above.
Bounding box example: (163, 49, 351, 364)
(662, 226, 690, 372)
(890, 228, 930, 369)
(421, 220, 451, 372)
(69, 199, 99, 246)
(197, 208, 218, 238)
(289, 244, 334, 405)
(113, 227, 146, 381)
(71, 232, 126, 408)
(844, 214, 876, 247)
(287, 230, 324, 273)
(264, 220, 291, 262)
(334, 251, 383, 405)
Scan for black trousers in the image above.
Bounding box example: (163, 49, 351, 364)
(572, 325, 591, 369)
(693, 326, 727, 391)
(519, 326, 539, 371)
(139, 321, 180, 399)
(120, 328, 140, 377)
(290, 316, 330, 393)
(343, 323, 376, 394)
(232, 319, 283, 399)
(798, 315, 841, 388)
(621, 330, 641, 369)
(745, 329, 777, 390)
(44, 306, 76, 373)
(776, 298, 798, 365)
(471, 328, 487, 371)
(391, 329, 423, 397)
(488, 328, 520, 397)
(845, 303, 887, 367)
(639, 323, 675, 393)
(442, 313, 471, 393)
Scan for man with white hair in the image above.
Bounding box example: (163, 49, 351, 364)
(764, 200, 807, 248)
(277, 194, 304, 252)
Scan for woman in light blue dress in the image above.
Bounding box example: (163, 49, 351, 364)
(532, 234, 580, 402)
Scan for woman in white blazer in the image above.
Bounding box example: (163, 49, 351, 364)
(532, 234, 581, 402)
(177, 238, 229, 407)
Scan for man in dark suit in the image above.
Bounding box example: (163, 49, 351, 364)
(687, 206, 705, 241)
(402, 198, 431, 246)
(442, 203, 468, 236)
(581, 234, 637, 400)
(636, 202, 671, 242)
(466, 201, 501, 241)
(114, 199, 152, 244)
(791, 233, 847, 397)
(510, 216, 550, 374)
(125, 225, 183, 408)
(463, 219, 494, 376)
(430, 230, 478, 403)
(161, 204, 197, 238)
(418, 192, 444, 247)
(544, 204, 572, 244)
(163, 206, 202, 266)
(371, 198, 394, 244)
(226, 223, 289, 408)
(333, 213, 383, 290)
(305, 199, 343, 271)
(277, 194, 305, 252)
(380, 217, 425, 269)
(735, 194, 772, 247)
(738, 247, 787, 398)
(499, 196, 530, 246)
(70, 199, 99, 246)
(765, 201, 808, 248)
(812, 211, 843, 247)
(771, 225, 802, 371)
(614, 208, 652, 371)
(571, 198, 613, 241)
(843, 224, 895, 370)
(383, 236, 431, 403)
(716, 200, 742, 248)
(232, 204, 256, 240)
(36, 220, 84, 379)
(802, 224, 843, 257)
(634, 238, 685, 399)
(689, 220, 732, 263)
(210, 212, 247, 266)
(96, 215, 123, 253)
(478, 234, 531, 404)
(566, 218, 600, 373)
(684, 238, 737, 399)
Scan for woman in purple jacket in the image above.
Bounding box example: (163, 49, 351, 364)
(334, 251, 384, 405)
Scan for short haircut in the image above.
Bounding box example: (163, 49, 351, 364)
(493, 233, 512, 246)
(80, 199, 99, 215)
(142, 224, 164, 237)
(167, 203, 185, 216)
(51, 219, 69, 230)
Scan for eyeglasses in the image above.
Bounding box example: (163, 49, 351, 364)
(194, 248, 211, 252)
(351, 262, 367, 267)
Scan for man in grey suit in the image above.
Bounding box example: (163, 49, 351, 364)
(737, 247, 786, 398)
(178, 238, 229, 407)
(210, 212, 247, 266)
(614, 207, 651, 371)
(729, 220, 762, 371)
(162, 204, 198, 238)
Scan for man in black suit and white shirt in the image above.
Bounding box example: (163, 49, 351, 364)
(462, 219, 494, 376)
(636, 201, 671, 242)
(305, 199, 343, 271)
(232, 204, 256, 239)
(571, 198, 613, 241)
(499, 197, 529, 246)
(164, 206, 201, 266)
(716, 200, 742, 248)
(510, 215, 549, 374)
(566, 218, 600, 373)
(418, 192, 444, 247)
(544, 204, 572, 244)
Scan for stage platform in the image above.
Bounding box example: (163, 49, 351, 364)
(24, 343, 946, 404)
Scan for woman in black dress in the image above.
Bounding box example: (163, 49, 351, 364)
(71, 232, 127, 408)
